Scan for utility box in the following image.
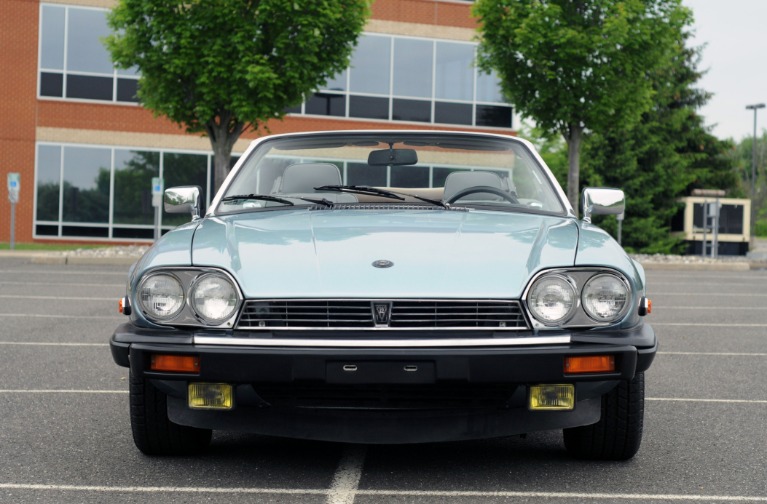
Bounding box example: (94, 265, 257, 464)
(671, 193, 750, 256)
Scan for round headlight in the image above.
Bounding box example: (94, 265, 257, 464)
(138, 273, 184, 320)
(528, 275, 577, 325)
(190, 273, 239, 324)
(582, 274, 629, 322)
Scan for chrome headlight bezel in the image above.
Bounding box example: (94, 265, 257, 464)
(527, 274, 578, 326)
(581, 273, 631, 323)
(137, 273, 185, 321)
(523, 268, 634, 329)
(134, 268, 243, 328)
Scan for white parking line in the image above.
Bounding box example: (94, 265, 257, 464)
(651, 292, 767, 297)
(652, 322, 767, 327)
(0, 342, 107, 347)
(649, 398, 767, 405)
(659, 351, 767, 357)
(0, 269, 126, 276)
(0, 281, 123, 288)
(0, 295, 113, 301)
(0, 484, 764, 501)
(0, 314, 122, 320)
(654, 306, 767, 310)
(0, 390, 127, 394)
(327, 445, 366, 504)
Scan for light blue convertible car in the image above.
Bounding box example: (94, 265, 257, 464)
(111, 130, 655, 460)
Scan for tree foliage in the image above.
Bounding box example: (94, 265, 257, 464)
(473, 0, 691, 213)
(582, 39, 739, 253)
(105, 0, 370, 190)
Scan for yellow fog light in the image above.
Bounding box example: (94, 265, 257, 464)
(188, 383, 234, 410)
(529, 384, 575, 411)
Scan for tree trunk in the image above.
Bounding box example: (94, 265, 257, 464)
(206, 115, 244, 194)
(565, 124, 583, 217)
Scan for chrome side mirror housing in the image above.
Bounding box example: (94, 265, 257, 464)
(582, 187, 625, 223)
(164, 186, 201, 221)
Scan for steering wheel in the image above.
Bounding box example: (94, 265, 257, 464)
(445, 185, 519, 204)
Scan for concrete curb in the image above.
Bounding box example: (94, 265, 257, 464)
(2, 251, 766, 270)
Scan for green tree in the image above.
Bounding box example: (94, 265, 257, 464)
(105, 0, 370, 191)
(582, 39, 739, 252)
(473, 0, 691, 213)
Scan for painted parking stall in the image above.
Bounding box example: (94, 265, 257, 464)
(0, 256, 765, 502)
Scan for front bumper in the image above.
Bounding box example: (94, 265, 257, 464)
(110, 323, 656, 443)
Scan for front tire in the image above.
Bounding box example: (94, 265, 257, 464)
(129, 372, 212, 455)
(563, 372, 645, 460)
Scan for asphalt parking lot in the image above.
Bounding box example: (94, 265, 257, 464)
(0, 256, 765, 503)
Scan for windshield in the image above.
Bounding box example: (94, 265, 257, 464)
(216, 132, 566, 215)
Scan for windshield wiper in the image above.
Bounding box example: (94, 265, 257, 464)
(294, 196, 334, 207)
(221, 194, 294, 206)
(388, 190, 449, 209)
(314, 185, 405, 201)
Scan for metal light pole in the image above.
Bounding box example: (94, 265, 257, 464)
(746, 103, 765, 249)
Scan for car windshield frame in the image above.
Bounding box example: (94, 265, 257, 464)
(213, 131, 568, 217)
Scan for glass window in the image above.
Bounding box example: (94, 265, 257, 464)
(435, 42, 475, 101)
(392, 99, 431, 123)
(476, 105, 512, 128)
(62, 146, 111, 223)
(66, 75, 113, 101)
(391, 165, 429, 188)
(435, 102, 473, 125)
(40, 5, 65, 70)
(306, 92, 346, 117)
(40, 73, 63, 97)
(393, 38, 433, 98)
(323, 70, 347, 92)
(113, 150, 159, 225)
(36, 145, 62, 222)
(66, 8, 114, 74)
(350, 35, 391, 95)
(476, 70, 504, 103)
(117, 78, 139, 102)
(349, 95, 389, 120)
(163, 152, 209, 227)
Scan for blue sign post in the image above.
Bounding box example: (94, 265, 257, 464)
(7, 173, 20, 250)
(152, 177, 163, 241)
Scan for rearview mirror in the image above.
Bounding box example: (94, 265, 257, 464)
(582, 187, 625, 223)
(164, 186, 201, 221)
(368, 148, 418, 166)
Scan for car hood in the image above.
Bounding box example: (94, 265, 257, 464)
(188, 209, 579, 299)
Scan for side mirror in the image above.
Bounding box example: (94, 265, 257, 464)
(164, 186, 201, 221)
(582, 187, 625, 223)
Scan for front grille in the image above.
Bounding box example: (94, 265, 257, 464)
(236, 299, 528, 330)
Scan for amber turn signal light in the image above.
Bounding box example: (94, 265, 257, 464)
(564, 355, 615, 374)
(150, 354, 200, 373)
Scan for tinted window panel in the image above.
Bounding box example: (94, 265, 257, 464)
(40, 5, 65, 70)
(35, 225, 59, 236)
(350, 35, 391, 95)
(62, 225, 109, 238)
(113, 150, 159, 225)
(347, 162, 386, 186)
(391, 166, 429, 188)
(435, 102, 472, 125)
(433, 167, 462, 187)
(349, 95, 389, 120)
(476, 105, 512, 128)
(163, 152, 208, 227)
(306, 92, 346, 117)
(62, 146, 111, 223)
(36, 144, 62, 222)
(66, 8, 113, 74)
(435, 42, 474, 101)
(392, 99, 431, 123)
(117, 78, 139, 102)
(40, 72, 63, 97)
(66, 74, 113, 101)
(393, 38, 433, 98)
(113, 227, 154, 239)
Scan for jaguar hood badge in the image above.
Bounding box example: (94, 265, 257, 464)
(372, 259, 394, 268)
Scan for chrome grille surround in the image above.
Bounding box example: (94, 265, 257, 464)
(236, 299, 529, 331)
